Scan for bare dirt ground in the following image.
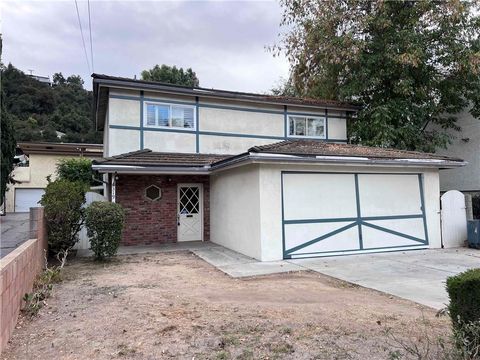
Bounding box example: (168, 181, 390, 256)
(3, 251, 451, 360)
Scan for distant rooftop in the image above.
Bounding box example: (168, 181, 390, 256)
(17, 141, 103, 157)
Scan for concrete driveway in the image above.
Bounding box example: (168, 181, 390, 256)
(0, 212, 30, 258)
(289, 248, 480, 310)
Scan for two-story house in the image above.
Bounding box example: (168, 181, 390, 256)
(92, 74, 464, 261)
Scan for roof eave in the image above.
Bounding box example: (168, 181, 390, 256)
(92, 77, 360, 111)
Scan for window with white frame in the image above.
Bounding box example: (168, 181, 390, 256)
(145, 102, 195, 129)
(288, 115, 325, 138)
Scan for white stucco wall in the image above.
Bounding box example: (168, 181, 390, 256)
(104, 88, 350, 156)
(199, 135, 275, 155)
(328, 117, 347, 140)
(210, 162, 441, 261)
(257, 163, 441, 261)
(109, 98, 140, 127)
(199, 107, 284, 136)
(435, 109, 480, 192)
(210, 164, 262, 260)
(109, 128, 140, 156)
(144, 131, 196, 153)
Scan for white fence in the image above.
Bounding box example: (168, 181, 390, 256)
(74, 192, 107, 250)
(441, 190, 467, 248)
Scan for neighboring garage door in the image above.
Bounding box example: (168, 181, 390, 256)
(282, 172, 429, 258)
(15, 188, 45, 212)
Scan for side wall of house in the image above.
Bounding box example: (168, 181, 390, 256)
(257, 163, 441, 261)
(435, 109, 480, 193)
(115, 174, 210, 245)
(105, 88, 350, 156)
(210, 164, 262, 260)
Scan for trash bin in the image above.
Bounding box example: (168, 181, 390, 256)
(467, 220, 480, 249)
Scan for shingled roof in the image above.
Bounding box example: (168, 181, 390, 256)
(94, 149, 229, 167)
(92, 73, 360, 110)
(93, 140, 464, 173)
(248, 140, 463, 161)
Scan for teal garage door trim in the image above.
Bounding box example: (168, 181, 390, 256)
(281, 171, 429, 259)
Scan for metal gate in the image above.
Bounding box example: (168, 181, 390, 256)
(441, 190, 467, 248)
(282, 172, 429, 258)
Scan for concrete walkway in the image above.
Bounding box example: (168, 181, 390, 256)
(0, 213, 30, 258)
(114, 242, 479, 309)
(115, 242, 304, 277)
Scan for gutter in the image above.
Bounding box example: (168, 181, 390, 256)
(92, 164, 211, 174)
(92, 153, 466, 175)
(210, 153, 466, 171)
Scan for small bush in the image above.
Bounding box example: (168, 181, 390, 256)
(85, 201, 125, 260)
(23, 250, 68, 317)
(447, 268, 480, 355)
(39, 179, 86, 255)
(447, 269, 480, 326)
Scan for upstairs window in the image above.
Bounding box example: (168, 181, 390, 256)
(288, 115, 325, 138)
(145, 102, 195, 129)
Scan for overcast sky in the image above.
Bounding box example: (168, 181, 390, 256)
(1, 0, 290, 92)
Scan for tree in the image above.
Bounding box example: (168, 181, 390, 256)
(56, 158, 95, 185)
(141, 64, 200, 87)
(275, 0, 480, 151)
(0, 35, 16, 205)
(2, 65, 101, 144)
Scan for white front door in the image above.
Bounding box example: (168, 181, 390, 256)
(177, 184, 203, 242)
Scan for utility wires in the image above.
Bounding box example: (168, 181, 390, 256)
(74, 0, 94, 74)
(87, 0, 94, 72)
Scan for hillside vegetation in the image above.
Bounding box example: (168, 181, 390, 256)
(2, 64, 101, 144)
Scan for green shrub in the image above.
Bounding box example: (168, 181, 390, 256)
(447, 269, 480, 325)
(56, 157, 94, 185)
(447, 268, 480, 355)
(39, 179, 86, 255)
(85, 201, 125, 260)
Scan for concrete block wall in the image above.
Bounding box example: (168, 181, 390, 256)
(0, 207, 47, 353)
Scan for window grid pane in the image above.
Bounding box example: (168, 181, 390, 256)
(157, 105, 169, 127)
(146, 104, 156, 126)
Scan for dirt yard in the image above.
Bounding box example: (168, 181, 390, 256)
(3, 251, 451, 359)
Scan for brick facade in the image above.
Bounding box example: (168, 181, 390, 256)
(115, 175, 210, 246)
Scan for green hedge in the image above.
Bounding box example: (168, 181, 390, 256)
(447, 268, 480, 326)
(39, 179, 86, 255)
(85, 201, 125, 260)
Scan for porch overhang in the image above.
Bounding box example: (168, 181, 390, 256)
(92, 164, 211, 175)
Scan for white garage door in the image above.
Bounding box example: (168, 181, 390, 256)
(15, 188, 45, 212)
(282, 172, 429, 258)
